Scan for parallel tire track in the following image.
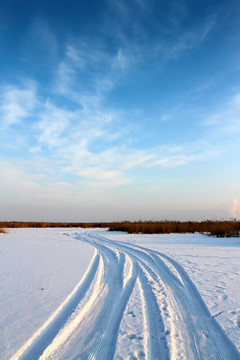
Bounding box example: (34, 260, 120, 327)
(11, 251, 100, 360)
(11, 231, 240, 360)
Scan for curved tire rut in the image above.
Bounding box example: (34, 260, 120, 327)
(11, 231, 240, 360)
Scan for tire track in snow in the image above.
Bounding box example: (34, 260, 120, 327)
(11, 250, 100, 360)
(84, 233, 240, 360)
(125, 242, 240, 360)
(40, 236, 138, 360)
(11, 231, 240, 360)
(138, 266, 169, 360)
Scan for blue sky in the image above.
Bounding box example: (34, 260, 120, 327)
(1, 0, 240, 221)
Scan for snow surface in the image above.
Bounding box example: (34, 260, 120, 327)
(0, 228, 94, 360)
(1, 228, 240, 359)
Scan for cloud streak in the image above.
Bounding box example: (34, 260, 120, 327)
(202, 92, 240, 136)
(1, 0, 239, 221)
(0, 74, 222, 194)
(0, 82, 37, 128)
(35, 101, 74, 147)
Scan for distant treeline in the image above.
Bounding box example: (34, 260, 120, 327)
(1, 220, 240, 237)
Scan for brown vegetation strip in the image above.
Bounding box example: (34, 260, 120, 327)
(108, 221, 240, 237)
(0, 221, 240, 237)
(0, 222, 108, 229)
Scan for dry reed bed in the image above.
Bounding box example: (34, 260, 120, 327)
(0, 222, 108, 229)
(108, 221, 240, 237)
(0, 221, 240, 237)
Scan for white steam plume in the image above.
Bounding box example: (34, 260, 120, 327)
(230, 198, 240, 219)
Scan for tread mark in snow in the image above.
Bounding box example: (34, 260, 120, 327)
(11, 232, 240, 360)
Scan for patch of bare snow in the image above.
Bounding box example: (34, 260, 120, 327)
(0, 228, 94, 360)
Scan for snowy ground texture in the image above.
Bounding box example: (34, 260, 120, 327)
(1, 228, 240, 360)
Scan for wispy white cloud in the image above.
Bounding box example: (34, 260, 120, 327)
(159, 16, 217, 60)
(56, 61, 76, 95)
(65, 45, 86, 67)
(54, 41, 132, 109)
(77, 167, 130, 186)
(0, 158, 50, 200)
(202, 91, 240, 135)
(28, 17, 58, 59)
(0, 82, 37, 128)
(148, 149, 217, 168)
(105, 0, 217, 66)
(0, 157, 125, 206)
(57, 130, 219, 188)
(0, 10, 225, 199)
(35, 101, 73, 147)
(233, 92, 240, 105)
(0, 73, 222, 196)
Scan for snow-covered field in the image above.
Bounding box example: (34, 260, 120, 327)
(1, 228, 240, 360)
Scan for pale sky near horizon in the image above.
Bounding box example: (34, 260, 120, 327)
(1, 0, 240, 221)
